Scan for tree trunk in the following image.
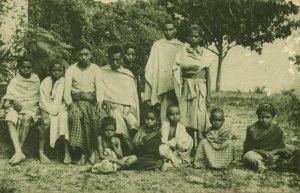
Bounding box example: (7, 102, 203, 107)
(215, 53, 223, 92)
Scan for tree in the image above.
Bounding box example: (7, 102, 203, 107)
(166, 0, 300, 91)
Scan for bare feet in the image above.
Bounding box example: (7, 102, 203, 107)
(76, 154, 87, 166)
(89, 152, 95, 164)
(9, 154, 15, 164)
(63, 153, 72, 164)
(11, 153, 26, 166)
(39, 152, 51, 164)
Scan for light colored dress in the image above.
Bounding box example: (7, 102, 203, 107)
(39, 76, 69, 148)
(173, 43, 214, 133)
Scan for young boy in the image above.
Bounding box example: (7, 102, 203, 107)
(243, 103, 292, 172)
(2, 56, 40, 165)
(194, 108, 234, 169)
(39, 59, 71, 164)
(159, 105, 193, 170)
(131, 108, 163, 170)
(100, 45, 139, 151)
(92, 116, 137, 173)
(144, 20, 182, 122)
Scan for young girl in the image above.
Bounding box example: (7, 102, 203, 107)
(2, 56, 40, 165)
(92, 116, 137, 173)
(173, 24, 214, 142)
(131, 108, 163, 170)
(194, 108, 234, 169)
(243, 103, 291, 172)
(39, 59, 71, 164)
(159, 105, 193, 171)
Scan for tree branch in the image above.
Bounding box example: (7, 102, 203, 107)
(222, 43, 237, 59)
(204, 46, 218, 56)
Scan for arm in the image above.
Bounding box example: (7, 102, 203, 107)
(111, 137, 123, 159)
(64, 68, 73, 106)
(97, 136, 122, 163)
(205, 67, 211, 102)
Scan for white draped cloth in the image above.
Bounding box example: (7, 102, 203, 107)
(39, 77, 69, 148)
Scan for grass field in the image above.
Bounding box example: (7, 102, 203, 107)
(0, 91, 299, 193)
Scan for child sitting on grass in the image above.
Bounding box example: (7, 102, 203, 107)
(131, 108, 163, 170)
(194, 108, 234, 169)
(159, 105, 193, 171)
(92, 116, 137, 173)
(243, 103, 293, 172)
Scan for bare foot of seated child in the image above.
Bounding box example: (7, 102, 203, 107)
(39, 152, 51, 164)
(10, 152, 26, 166)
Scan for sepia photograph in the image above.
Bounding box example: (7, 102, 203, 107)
(0, 0, 300, 192)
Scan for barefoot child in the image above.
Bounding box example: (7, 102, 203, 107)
(39, 59, 71, 164)
(243, 103, 293, 172)
(194, 108, 234, 169)
(92, 116, 137, 173)
(2, 56, 40, 165)
(159, 105, 193, 170)
(131, 108, 163, 170)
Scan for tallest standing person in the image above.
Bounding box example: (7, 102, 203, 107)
(64, 41, 104, 165)
(144, 20, 183, 122)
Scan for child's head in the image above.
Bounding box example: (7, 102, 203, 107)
(210, 108, 225, 130)
(107, 45, 123, 70)
(17, 56, 33, 79)
(123, 42, 137, 64)
(145, 108, 160, 130)
(74, 40, 92, 67)
(187, 24, 201, 48)
(166, 105, 180, 124)
(256, 102, 276, 128)
(49, 59, 65, 80)
(163, 20, 176, 40)
(101, 116, 117, 138)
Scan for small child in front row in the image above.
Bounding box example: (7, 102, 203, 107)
(194, 108, 234, 169)
(159, 105, 193, 171)
(92, 116, 137, 173)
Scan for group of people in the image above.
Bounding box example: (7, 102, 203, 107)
(0, 21, 299, 174)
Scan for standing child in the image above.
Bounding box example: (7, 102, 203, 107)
(194, 108, 234, 169)
(131, 108, 163, 170)
(159, 105, 193, 170)
(2, 56, 40, 165)
(39, 59, 71, 164)
(144, 20, 182, 122)
(173, 24, 214, 143)
(92, 117, 137, 173)
(243, 103, 293, 172)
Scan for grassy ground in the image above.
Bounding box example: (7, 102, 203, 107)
(0, 92, 299, 193)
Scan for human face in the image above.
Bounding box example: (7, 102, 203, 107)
(19, 61, 32, 79)
(145, 112, 159, 130)
(188, 30, 200, 48)
(77, 48, 91, 67)
(210, 112, 224, 130)
(258, 111, 273, 128)
(124, 48, 136, 63)
(109, 53, 123, 70)
(163, 23, 176, 40)
(103, 125, 116, 138)
(167, 107, 180, 125)
(51, 64, 64, 80)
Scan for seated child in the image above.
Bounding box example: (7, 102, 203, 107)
(159, 105, 193, 170)
(194, 108, 234, 169)
(92, 116, 137, 173)
(131, 108, 163, 170)
(2, 56, 40, 165)
(39, 59, 71, 164)
(243, 103, 293, 172)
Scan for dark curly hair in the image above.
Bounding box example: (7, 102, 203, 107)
(256, 102, 276, 117)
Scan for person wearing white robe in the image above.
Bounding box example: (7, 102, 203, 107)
(39, 61, 71, 164)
